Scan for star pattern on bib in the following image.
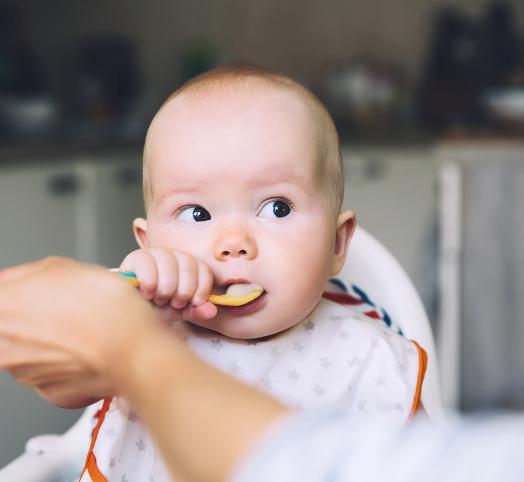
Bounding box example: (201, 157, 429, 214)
(304, 320, 315, 331)
(374, 376, 387, 387)
(88, 299, 422, 482)
(293, 340, 305, 352)
(270, 346, 282, 359)
(320, 357, 332, 369)
(211, 338, 224, 350)
(349, 356, 360, 368)
(228, 360, 241, 375)
(136, 438, 146, 452)
(313, 383, 326, 397)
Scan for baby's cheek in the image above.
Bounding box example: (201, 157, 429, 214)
(273, 247, 327, 301)
(279, 276, 325, 323)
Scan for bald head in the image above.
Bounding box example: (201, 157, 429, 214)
(143, 65, 343, 214)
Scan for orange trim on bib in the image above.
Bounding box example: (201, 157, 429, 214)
(85, 451, 109, 482)
(79, 397, 112, 482)
(409, 340, 427, 419)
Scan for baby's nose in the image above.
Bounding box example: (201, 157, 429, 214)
(213, 227, 258, 261)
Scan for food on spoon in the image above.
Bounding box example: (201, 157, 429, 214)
(209, 283, 264, 306)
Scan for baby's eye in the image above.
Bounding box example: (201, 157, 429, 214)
(178, 206, 211, 223)
(259, 199, 292, 219)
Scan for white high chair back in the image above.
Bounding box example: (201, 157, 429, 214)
(341, 227, 444, 420)
(0, 226, 444, 481)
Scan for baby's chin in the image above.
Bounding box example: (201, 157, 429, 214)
(190, 315, 302, 340)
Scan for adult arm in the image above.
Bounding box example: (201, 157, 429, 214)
(232, 409, 524, 482)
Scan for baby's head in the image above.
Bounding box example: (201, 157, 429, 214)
(134, 64, 355, 338)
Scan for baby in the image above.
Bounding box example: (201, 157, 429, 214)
(80, 65, 426, 482)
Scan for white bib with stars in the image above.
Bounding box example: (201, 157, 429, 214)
(80, 297, 426, 482)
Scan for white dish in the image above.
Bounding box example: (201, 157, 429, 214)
(483, 88, 524, 123)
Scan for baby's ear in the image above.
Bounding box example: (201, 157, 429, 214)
(133, 218, 149, 248)
(330, 210, 356, 276)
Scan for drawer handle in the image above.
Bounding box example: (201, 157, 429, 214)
(47, 174, 80, 196)
(113, 167, 141, 187)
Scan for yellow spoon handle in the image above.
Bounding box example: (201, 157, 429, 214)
(116, 271, 262, 306)
(116, 271, 140, 287)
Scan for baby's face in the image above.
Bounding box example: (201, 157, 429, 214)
(140, 88, 346, 338)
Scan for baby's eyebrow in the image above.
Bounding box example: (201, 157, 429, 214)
(155, 182, 207, 205)
(155, 169, 312, 206)
(249, 168, 311, 188)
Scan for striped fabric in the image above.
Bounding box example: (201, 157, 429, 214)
(326, 279, 403, 335)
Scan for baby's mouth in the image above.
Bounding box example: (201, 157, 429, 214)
(209, 283, 264, 307)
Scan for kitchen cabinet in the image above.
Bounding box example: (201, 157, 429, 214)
(0, 151, 143, 467)
(0, 153, 143, 269)
(341, 146, 440, 321)
(436, 142, 524, 412)
(93, 158, 144, 267)
(0, 164, 78, 268)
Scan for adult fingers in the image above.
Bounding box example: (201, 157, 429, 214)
(0, 256, 64, 285)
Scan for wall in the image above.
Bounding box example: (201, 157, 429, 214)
(20, 0, 524, 115)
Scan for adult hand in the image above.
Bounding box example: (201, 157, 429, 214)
(0, 257, 163, 408)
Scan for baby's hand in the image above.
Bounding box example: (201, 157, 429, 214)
(119, 248, 217, 322)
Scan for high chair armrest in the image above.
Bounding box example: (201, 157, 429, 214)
(0, 402, 100, 482)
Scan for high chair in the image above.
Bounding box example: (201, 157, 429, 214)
(0, 226, 444, 481)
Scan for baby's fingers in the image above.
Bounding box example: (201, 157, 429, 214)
(170, 253, 198, 310)
(155, 301, 217, 325)
(120, 250, 158, 301)
(182, 302, 217, 322)
(148, 250, 180, 306)
(191, 262, 214, 306)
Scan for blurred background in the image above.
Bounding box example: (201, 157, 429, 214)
(1, 0, 524, 466)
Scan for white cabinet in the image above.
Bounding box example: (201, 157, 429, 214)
(94, 158, 144, 267)
(341, 146, 439, 320)
(0, 154, 143, 269)
(0, 152, 143, 467)
(435, 144, 524, 412)
(0, 164, 78, 268)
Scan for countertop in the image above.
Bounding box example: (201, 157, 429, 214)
(1, 127, 522, 168)
(0, 139, 143, 167)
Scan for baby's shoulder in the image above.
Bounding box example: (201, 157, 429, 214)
(314, 297, 401, 336)
(299, 298, 424, 419)
(311, 298, 420, 360)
